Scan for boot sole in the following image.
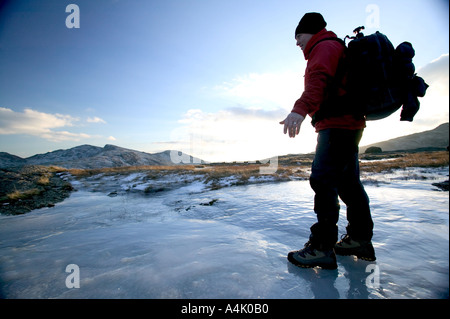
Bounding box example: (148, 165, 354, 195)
(334, 247, 376, 261)
(287, 252, 338, 270)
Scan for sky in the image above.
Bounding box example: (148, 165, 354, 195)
(0, 0, 448, 163)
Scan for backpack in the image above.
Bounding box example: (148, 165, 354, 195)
(312, 26, 429, 124)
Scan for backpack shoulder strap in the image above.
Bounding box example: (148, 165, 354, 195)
(309, 37, 351, 127)
(309, 37, 346, 53)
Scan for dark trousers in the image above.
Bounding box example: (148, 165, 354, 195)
(309, 128, 373, 250)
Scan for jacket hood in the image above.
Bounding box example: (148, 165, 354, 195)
(303, 28, 338, 60)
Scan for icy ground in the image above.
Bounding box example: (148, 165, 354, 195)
(0, 167, 448, 299)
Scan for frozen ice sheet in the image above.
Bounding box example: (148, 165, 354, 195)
(0, 167, 448, 299)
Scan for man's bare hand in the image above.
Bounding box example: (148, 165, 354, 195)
(280, 112, 305, 138)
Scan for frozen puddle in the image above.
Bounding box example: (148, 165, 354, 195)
(0, 167, 448, 299)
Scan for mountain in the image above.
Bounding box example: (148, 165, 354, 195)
(0, 152, 27, 167)
(360, 122, 449, 153)
(0, 145, 203, 169)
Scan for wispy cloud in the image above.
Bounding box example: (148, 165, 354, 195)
(417, 53, 449, 96)
(87, 116, 107, 124)
(213, 68, 304, 109)
(225, 106, 287, 120)
(0, 107, 97, 142)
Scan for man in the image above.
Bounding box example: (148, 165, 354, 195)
(280, 12, 376, 270)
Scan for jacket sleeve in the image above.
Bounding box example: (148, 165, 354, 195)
(291, 42, 343, 117)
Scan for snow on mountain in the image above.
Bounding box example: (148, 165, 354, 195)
(0, 152, 26, 167)
(0, 145, 203, 169)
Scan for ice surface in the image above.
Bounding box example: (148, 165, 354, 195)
(0, 167, 448, 299)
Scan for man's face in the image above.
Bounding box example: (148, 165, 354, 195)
(295, 33, 313, 51)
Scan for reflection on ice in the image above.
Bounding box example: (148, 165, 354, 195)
(0, 167, 448, 299)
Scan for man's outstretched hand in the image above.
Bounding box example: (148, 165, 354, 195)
(280, 112, 305, 138)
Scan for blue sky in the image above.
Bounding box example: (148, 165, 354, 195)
(0, 0, 448, 162)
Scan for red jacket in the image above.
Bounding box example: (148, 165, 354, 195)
(291, 29, 366, 132)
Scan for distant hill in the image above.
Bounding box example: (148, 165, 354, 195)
(360, 123, 449, 153)
(0, 144, 203, 169)
(0, 152, 27, 167)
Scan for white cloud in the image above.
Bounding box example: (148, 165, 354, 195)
(0, 107, 92, 142)
(162, 68, 312, 162)
(87, 116, 107, 124)
(213, 67, 305, 109)
(107, 136, 117, 141)
(416, 53, 449, 107)
(164, 107, 316, 163)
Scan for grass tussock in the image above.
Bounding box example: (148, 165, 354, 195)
(36, 174, 51, 186)
(360, 151, 449, 173)
(7, 188, 42, 201)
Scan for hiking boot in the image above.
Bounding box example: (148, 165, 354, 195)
(334, 234, 376, 261)
(287, 241, 337, 270)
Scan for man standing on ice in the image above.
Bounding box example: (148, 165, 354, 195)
(280, 12, 376, 269)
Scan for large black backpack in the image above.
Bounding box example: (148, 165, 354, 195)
(312, 26, 429, 124)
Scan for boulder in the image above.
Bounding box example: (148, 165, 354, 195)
(365, 146, 383, 154)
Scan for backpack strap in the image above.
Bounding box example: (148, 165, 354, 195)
(309, 37, 346, 53)
(309, 37, 354, 126)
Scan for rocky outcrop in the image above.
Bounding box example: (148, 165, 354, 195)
(432, 180, 449, 191)
(365, 146, 383, 154)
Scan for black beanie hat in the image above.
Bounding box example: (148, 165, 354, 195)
(295, 12, 327, 36)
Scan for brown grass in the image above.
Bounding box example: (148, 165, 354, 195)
(36, 174, 51, 186)
(67, 165, 198, 177)
(359, 151, 449, 173)
(7, 188, 42, 201)
(65, 151, 448, 182)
